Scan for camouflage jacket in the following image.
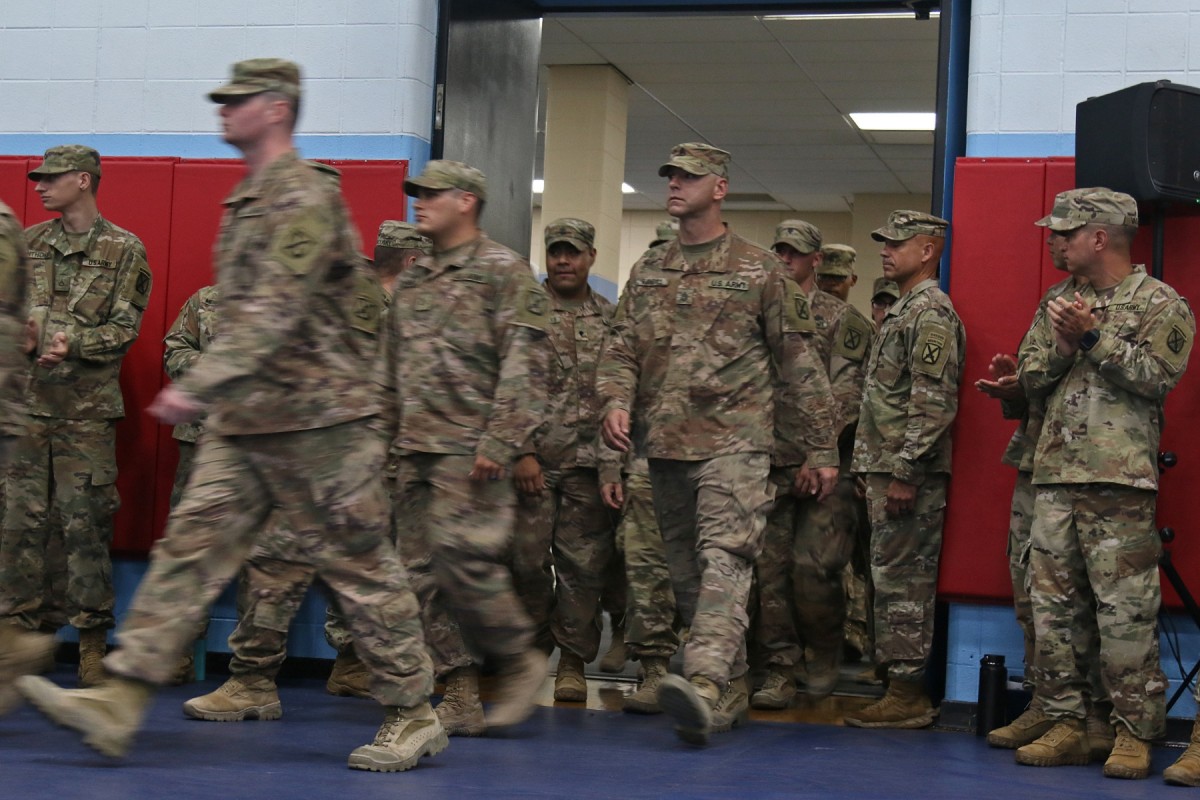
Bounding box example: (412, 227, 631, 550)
(175, 151, 384, 435)
(1001, 276, 1081, 472)
(0, 201, 27, 438)
(1020, 270, 1194, 490)
(852, 278, 964, 482)
(535, 284, 614, 469)
(163, 285, 218, 443)
(774, 287, 872, 468)
(382, 235, 550, 464)
(598, 230, 838, 467)
(24, 214, 151, 419)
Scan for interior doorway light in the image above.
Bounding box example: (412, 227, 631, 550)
(849, 112, 936, 131)
(533, 180, 636, 194)
(761, 11, 939, 21)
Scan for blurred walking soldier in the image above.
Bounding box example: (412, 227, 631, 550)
(0, 146, 151, 687)
(843, 210, 964, 730)
(599, 143, 839, 745)
(16, 58, 446, 774)
(384, 159, 552, 736)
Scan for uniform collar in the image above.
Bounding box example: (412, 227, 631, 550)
(223, 151, 302, 207)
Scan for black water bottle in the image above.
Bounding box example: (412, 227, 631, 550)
(976, 654, 1007, 736)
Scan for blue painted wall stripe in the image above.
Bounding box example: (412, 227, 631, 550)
(965, 133, 1077, 158)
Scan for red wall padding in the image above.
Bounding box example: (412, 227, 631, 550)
(943, 157, 1200, 609)
(6, 156, 408, 554)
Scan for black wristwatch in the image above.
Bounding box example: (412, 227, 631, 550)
(1079, 329, 1101, 352)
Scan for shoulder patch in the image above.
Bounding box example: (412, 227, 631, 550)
(1154, 305, 1194, 373)
(781, 280, 817, 334)
(270, 210, 330, 276)
(129, 267, 152, 311)
(514, 285, 550, 329)
(912, 321, 954, 379)
(833, 312, 871, 361)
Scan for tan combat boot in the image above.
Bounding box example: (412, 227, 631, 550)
(435, 665, 485, 736)
(16, 674, 154, 758)
(170, 651, 196, 686)
(658, 673, 719, 745)
(711, 675, 750, 734)
(599, 626, 627, 674)
(803, 644, 842, 700)
(0, 624, 55, 716)
(1103, 722, 1152, 780)
(1086, 712, 1115, 762)
(486, 649, 547, 729)
(1163, 715, 1200, 786)
(76, 628, 108, 688)
(751, 666, 796, 710)
(623, 656, 669, 714)
(1015, 718, 1090, 766)
(326, 649, 371, 699)
(347, 701, 449, 772)
(987, 699, 1054, 748)
(842, 679, 937, 729)
(182, 674, 282, 721)
(553, 651, 587, 702)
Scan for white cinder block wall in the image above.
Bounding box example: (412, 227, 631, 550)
(0, 0, 438, 162)
(968, 0, 1200, 156)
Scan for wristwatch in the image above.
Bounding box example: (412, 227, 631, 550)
(1079, 329, 1101, 352)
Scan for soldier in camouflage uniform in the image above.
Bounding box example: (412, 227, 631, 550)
(976, 189, 1111, 759)
(751, 221, 872, 709)
(507, 217, 617, 702)
(815, 243, 859, 302)
(370, 220, 430, 297)
(0, 199, 54, 717)
(382, 160, 552, 737)
(843, 210, 964, 730)
(599, 143, 839, 745)
(17, 59, 445, 774)
(1014, 189, 1194, 779)
(870, 277, 901, 330)
(0, 146, 152, 689)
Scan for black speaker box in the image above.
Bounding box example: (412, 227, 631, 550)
(1076, 80, 1200, 204)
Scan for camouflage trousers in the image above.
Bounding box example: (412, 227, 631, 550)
(1029, 483, 1165, 739)
(1009, 472, 1107, 708)
(618, 471, 678, 660)
(517, 466, 617, 661)
(864, 473, 947, 682)
(650, 453, 773, 688)
(395, 452, 532, 679)
(106, 419, 433, 708)
(842, 477, 873, 659)
(0, 417, 118, 632)
(754, 467, 856, 669)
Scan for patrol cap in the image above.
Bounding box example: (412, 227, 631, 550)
(208, 58, 301, 103)
(28, 145, 102, 180)
(403, 160, 487, 201)
(817, 244, 857, 277)
(376, 220, 430, 251)
(1034, 187, 1138, 231)
(772, 219, 822, 255)
(658, 142, 731, 179)
(544, 217, 595, 251)
(871, 210, 949, 242)
(872, 277, 900, 302)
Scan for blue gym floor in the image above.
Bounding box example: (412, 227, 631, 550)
(2, 669, 1192, 799)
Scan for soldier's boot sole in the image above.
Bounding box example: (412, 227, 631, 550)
(1015, 750, 1090, 767)
(182, 698, 282, 722)
(553, 676, 587, 702)
(1163, 749, 1200, 786)
(657, 674, 713, 746)
(750, 686, 795, 710)
(347, 722, 449, 773)
(844, 707, 937, 729)
(16, 675, 136, 758)
(987, 716, 1055, 749)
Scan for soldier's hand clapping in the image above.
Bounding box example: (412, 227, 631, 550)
(1048, 292, 1095, 356)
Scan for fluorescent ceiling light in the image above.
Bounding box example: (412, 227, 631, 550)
(533, 180, 636, 194)
(849, 112, 936, 131)
(762, 11, 939, 21)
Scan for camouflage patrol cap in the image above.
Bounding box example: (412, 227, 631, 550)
(817, 244, 857, 277)
(871, 210, 950, 242)
(872, 277, 900, 302)
(209, 58, 301, 103)
(403, 160, 487, 201)
(773, 219, 822, 255)
(1034, 187, 1138, 231)
(376, 220, 430, 252)
(28, 145, 102, 180)
(544, 217, 595, 251)
(658, 142, 731, 179)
